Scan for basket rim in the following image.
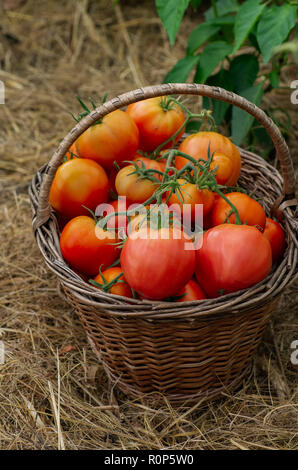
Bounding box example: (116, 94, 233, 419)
(29, 147, 298, 321)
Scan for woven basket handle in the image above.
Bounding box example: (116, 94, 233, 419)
(35, 83, 296, 229)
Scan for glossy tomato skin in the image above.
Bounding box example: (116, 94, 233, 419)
(176, 279, 206, 302)
(93, 267, 133, 298)
(263, 218, 286, 263)
(168, 179, 215, 218)
(211, 192, 266, 230)
(126, 97, 185, 152)
(60, 216, 118, 277)
(115, 164, 158, 204)
(49, 158, 109, 219)
(176, 131, 241, 186)
(76, 110, 139, 171)
(195, 224, 272, 298)
(120, 227, 196, 300)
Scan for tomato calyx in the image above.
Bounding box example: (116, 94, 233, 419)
(71, 96, 108, 127)
(124, 159, 164, 184)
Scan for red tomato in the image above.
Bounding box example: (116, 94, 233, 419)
(49, 158, 109, 218)
(175, 131, 241, 186)
(60, 216, 118, 276)
(195, 224, 272, 298)
(211, 192, 266, 230)
(126, 96, 185, 152)
(167, 179, 215, 217)
(120, 227, 196, 300)
(93, 267, 133, 298)
(176, 279, 206, 302)
(263, 218, 286, 263)
(76, 110, 139, 171)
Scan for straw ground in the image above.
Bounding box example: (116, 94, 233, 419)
(0, 0, 297, 450)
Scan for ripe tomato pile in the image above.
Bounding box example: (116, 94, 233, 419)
(50, 96, 286, 302)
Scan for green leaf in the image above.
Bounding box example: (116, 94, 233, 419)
(231, 82, 264, 145)
(230, 54, 259, 92)
(203, 69, 233, 125)
(233, 0, 266, 54)
(164, 55, 199, 83)
(205, 0, 239, 20)
(156, 0, 190, 45)
(194, 41, 233, 84)
(257, 4, 297, 63)
(187, 22, 220, 55)
(268, 70, 280, 89)
(190, 0, 202, 8)
(209, 15, 236, 26)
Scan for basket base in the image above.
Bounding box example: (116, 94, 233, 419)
(87, 334, 253, 406)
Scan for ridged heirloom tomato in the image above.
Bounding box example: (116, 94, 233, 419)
(60, 216, 118, 277)
(93, 267, 133, 298)
(175, 131, 241, 186)
(120, 227, 196, 300)
(195, 224, 272, 298)
(76, 110, 139, 171)
(49, 158, 109, 218)
(211, 192, 266, 230)
(263, 218, 286, 263)
(126, 96, 185, 152)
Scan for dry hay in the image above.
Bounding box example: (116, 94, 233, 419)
(0, 0, 297, 450)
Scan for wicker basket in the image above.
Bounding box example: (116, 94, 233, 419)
(29, 84, 298, 405)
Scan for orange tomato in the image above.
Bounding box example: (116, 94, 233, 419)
(211, 192, 266, 230)
(115, 164, 158, 204)
(49, 158, 109, 218)
(60, 216, 118, 277)
(176, 279, 206, 302)
(175, 131, 241, 186)
(76, 110, 139, 171)
(93, 267, 133, 298)
(64, 141, 80, 161)
(167, 179, 215, 217)
(126, 96, 185, 152)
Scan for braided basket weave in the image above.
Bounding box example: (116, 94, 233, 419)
(29, 84, 298, 404)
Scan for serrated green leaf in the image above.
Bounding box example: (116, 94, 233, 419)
(194, 41, 233, 84)
(230, 54, 259, 92)
(156, 0, 190, 45)
(202, 69, 233, 125)
(187, 22, 220, 54)
(233, 0, 266, 54)
(232, 82, 264, 145)
(257, 4, 297, 63)
(164, 55, 199, 83)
